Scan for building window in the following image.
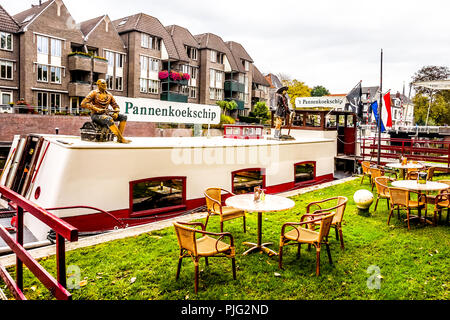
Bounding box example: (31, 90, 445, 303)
(294, 161, 316, 184)
(186, 47, 198, 61)
(37, 64, 48, 82)
(50, 66, 61, 83)
(1, 91, 12, 105)
(189, 87, 197, 99)
(129, 177, 186, 216)
(150, 58, 159, 72)
(232, 169, 265, 195)
(116, 53, 124, 68)
(50, 93, 61, 113)
(106, 74, 114, 90)
(148, 80, 159, 94)
(141, 33, 149, 48)
(141, 34, 160, 50)
(243, 60, 250, 71)
(209, 69, 223, 89)
(0, 32, 13, 51)
(37, 92, 48, 113)
(140, 78, 147, 93)
(244, 94, 249, 104)
(37, 35, 48, 55)
(210, 50, 217, 63)
(0, 60, 13, 80)
(209, 87, 215, 100)
(105, 50, 114, 67)
(115, 76, 123, 91)
(51, 38, 62, 57)
(215, 88, 223, 100)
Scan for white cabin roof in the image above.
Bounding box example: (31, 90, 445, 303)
(37, 135, 335, 150)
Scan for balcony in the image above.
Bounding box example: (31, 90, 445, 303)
(160, 92, 188, 103)
(68, 54, 92, 72)
(93, 58, 108, 75)
(252, 89, 265, 99)
(224, 80, 245, 93)
(68, 81, 92, 97)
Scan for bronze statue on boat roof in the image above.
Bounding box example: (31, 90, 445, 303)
(80, 79, 131, 144)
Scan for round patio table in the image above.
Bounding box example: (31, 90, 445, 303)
(385, 162, 424, 179)
(225, 194, 295, 256)
(391, 180, 449, 226)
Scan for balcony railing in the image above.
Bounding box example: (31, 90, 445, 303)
(160, 91, 188, 103)
(224, 80, 245, 93)
(68, 54, 91, 72)
(68, 81, 92, 97)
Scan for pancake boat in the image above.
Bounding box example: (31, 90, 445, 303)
(0, 130, 336, 242)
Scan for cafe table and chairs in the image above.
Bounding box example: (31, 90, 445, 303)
(225, 193, 295, 256)
(385, 162, 424, 180)
(391, 180, 450, 227)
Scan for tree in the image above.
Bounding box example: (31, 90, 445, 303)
(252, 101, 270, 120)
(411, 65, 450, 125)
(285, 79, 312, 107)
(311, 85, 330, 97)
(216, 100, 237, 115)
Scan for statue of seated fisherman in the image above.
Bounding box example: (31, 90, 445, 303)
(80, 79, 131, 144)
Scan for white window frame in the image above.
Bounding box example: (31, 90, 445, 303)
(0, 91, 13, 105)
(105, 50, 114, 68)
(50, 66, 61, 84)
(116, 53, 124, 68)
(189, 86, 197, 99)
(0, 32, 13, 51)
(50, 93, 61, 113)
(51, 38, 62, 57)
(140, 78, 147, 93)
(37, 35, 48, 55)
(37, 92, 48, 112)
(210, 50, 217, 63)
(37, 64, 48, 82)
(0, 60, 13, 80)
(141, 33, 149, 48)
(148, 79, 159, 94)
(106, 74, 114, 90)
(115, 76, 123, 91)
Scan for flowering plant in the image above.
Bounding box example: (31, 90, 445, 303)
(170, 71, 182, 81)
(182, 73, 191, 81)
(158, 71, 169, 80)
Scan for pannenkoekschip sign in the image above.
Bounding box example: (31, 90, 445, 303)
(115, 96, 221, 124)
(295, 97, 346, 110)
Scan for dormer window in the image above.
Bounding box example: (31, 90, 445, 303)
(242, 60, 250, 71)
(118, 19, 127, 26)
(23, 14, 34, 23)
(186, 46, 198, 61)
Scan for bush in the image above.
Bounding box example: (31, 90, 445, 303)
(238, 115, 260, 124)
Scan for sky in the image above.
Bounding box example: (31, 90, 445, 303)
(2, 0, 450, 96)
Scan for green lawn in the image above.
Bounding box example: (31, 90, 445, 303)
(2, 176, 450, 300)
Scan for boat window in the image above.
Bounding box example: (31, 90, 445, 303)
(326, 114, 337, 128)
(305, 114, 321, 127)
(292, 113, 304, 127)
(346, 114, 355, 128)
(130, 177, 185, 214)
(232, 169, 265, 194)
(295, 162, 316, 184)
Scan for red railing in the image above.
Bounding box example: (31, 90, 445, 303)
(0, 185, 78, 300)
(361, 137, 450, 167)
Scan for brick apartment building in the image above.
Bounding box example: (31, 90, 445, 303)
(0, 0, 271, 116)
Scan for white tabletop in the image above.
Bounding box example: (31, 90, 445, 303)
(385, 162, 424, 169)
(225, 194, 295, 213)
(392, 180, 450, 192)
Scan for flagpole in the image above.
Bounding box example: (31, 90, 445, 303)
(377, 49, 383, 166)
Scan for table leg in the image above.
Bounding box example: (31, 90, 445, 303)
(242, 212, 277, 256)
(406, 191, 432, 226)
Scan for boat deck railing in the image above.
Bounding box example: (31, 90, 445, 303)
(0, 185, 78, 300)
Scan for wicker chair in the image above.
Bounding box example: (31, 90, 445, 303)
(305, 197, 348, 250)
(360, 161, 372, 185)
(173, 221, 236, 293)
(387, 187, 426, 230)
(406, 168, 420, 180)
(278, 212, 335, 276)
(204, 187, 246, 233)
(369, 167, 384, 191)
(374, 176, 395, 212)
(433, 192, 450, 225)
